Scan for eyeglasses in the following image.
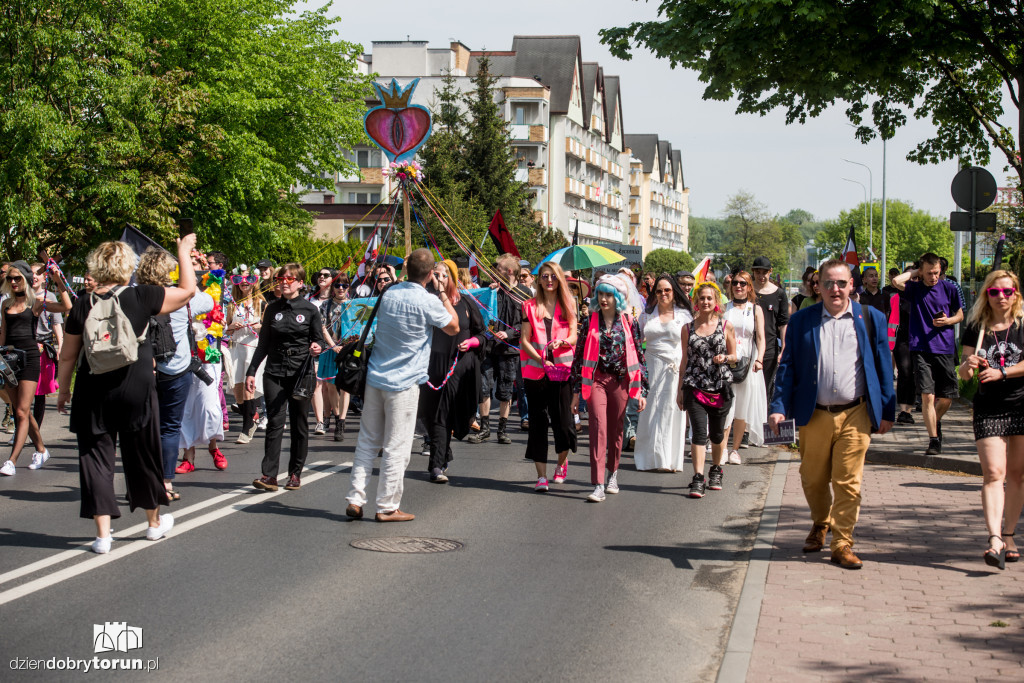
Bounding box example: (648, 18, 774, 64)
(518, 273, 530, 279)
(822, 279, 849, 290)
(732, 281, 748, 288)
(231, 275, 258, 285)
(539, 273, 557, 280)
(333, 281, 349, 288)
(376, 277, 392, 284)
(656, 288, 673, 295)
(987, 286, 1017, 298)
(6, 276, 23, 283)
(318, 272, 332, 279)
(274, 275, 297, 283)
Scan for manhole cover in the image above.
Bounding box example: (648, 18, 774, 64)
(350, 537, 463, 554)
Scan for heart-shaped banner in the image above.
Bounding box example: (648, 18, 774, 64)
(363, 78, 433, 164)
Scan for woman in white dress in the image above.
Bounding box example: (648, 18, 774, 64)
(634, 275, 693, 471)
(225, 274, 265, 444)
(722, 270, 766, 464)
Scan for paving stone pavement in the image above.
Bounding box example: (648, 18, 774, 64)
(748, 455, 1024, 681)
(867, 397, 981, 475)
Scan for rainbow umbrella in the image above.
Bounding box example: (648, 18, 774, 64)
(535, 245, 625, 273)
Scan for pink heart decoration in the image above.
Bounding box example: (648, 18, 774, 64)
(365, 107, 431, 158)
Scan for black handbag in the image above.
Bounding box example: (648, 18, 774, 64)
(0, 346, 26, 387)
(728, 357, 751, 384)
(291, 353, 316, 401)
(40, 340, 58, 362)
(334, 290, 387, 398)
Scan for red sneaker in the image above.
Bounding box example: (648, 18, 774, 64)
(211, 449, 228, 470)
(174, 460, 195, 474)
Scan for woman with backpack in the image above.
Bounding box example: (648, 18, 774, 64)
(56, 236, 198, 554)
(0, 261, 71, 476)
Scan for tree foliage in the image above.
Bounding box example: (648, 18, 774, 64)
(601, 1, 1024, 186)
(0, 0, 371, 263)
(718, 191, 804, 274)
(814, 200, 953, 273)
(644, 248, 696, 275)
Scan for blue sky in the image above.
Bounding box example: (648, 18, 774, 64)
(303, 0, 1015, 222)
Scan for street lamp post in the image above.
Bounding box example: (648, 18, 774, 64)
(842, 177, 869, 238)
(843, 158, 873, 254)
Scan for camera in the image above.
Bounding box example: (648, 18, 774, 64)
(189, 356, 214, 385)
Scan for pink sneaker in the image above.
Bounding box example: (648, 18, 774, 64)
(552, 462, 568, 483)
(534, 477, 549, 492)
(211, 449, 228, 471)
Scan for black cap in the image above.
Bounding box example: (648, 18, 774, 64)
(752, 256, 772, 270)
(255, 259, 274, 270)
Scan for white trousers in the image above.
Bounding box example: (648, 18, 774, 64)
(346, 383, 419, 513)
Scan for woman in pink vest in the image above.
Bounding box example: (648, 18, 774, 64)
(571, 274, 648, 502)
(520, 262, 578, 491)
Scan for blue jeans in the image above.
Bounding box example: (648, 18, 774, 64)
(623, 397, 639, 441)
(157, 372, 191, 480)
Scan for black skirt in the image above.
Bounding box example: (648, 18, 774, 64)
(973, 410, 1024, 440)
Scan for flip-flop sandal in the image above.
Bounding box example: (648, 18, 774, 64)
(984, 535, 1006, 570)
(165, 489, 181, 503)
(1004, 532, 1019, 562)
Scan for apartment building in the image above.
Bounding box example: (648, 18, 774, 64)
(624, 134, 689, 253)
(297, 37, 688, 255)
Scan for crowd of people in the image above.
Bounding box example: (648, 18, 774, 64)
(1, 243, 1021, 571)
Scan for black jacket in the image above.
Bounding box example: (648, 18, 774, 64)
(246, 296, 325, 378)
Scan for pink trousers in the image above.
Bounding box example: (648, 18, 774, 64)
(587, 370, 629, 485)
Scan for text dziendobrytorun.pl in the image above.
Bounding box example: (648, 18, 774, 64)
(9, 657, 159, 673)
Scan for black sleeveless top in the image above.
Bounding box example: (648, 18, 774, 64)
(3, 305, 38, 349)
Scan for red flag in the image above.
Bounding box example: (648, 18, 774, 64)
(487, 210, 520, 258)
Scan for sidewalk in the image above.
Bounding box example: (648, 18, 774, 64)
(867, 398, 981, 475)
(746, 455, 1024, 681)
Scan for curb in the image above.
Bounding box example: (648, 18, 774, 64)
(865, 449, 981, 476)
(716, 452, 792, 683)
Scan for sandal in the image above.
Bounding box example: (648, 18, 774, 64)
(165, 488, 180, 503)
(1004, 531, 1019, 563)
(984, 534, 1006, 570)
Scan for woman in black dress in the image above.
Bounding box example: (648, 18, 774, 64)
(418, 260, 487, 483)
(56, 238, 197, 554)
(0, 260, 71, 476)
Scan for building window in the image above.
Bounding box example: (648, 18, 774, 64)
(370, 193, 380, 204)
(324, 195, 334, 205)
(514, 106, 526, 125)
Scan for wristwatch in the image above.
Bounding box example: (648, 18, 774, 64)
(1000, 367, 1007, 380)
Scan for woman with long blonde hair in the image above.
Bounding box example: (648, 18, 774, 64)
(958, 269, 1024, 569)
(520, 262, 578, 489)
(225, 272, 266, 443)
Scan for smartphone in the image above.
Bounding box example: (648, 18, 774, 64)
(178, 218, 195, 238)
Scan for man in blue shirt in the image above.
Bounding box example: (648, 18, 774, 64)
(892, 252, 963, 455)
(345, 249, 459, 523)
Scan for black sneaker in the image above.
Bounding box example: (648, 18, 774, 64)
(467, 424, 490, 444)
(936, 421, 942, 441)
(896, 411, 915, 425)
(689, 474, 706, 498)
(925, 437, 941, 455)
(497, 431, 512, 445)
(707, 465, 724, 491)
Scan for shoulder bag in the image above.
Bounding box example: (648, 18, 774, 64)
(334, 290, 387, 398)
(291, 352, 316, 401)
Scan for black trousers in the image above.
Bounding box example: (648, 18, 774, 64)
(894, 338, 916, 406)
(762, 349, 779, 404)
(682, 386, 733, 446)
(523, 377, 576, 463)
(420, 382, 454, 472)
(262, 373, 311, 478)
(77, 393, 164, 519)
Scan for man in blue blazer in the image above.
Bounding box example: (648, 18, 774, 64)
(769, 259, 896, 569)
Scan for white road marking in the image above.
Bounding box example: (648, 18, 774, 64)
(0, 461, 351, 606)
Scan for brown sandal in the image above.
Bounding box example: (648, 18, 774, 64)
(1004, 532, 1019, 563)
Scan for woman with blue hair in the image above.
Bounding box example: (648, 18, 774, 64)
(571, 274, 649, 502)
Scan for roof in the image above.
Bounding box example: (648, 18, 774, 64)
(672, 149, 684, 188)
(624, 134, 660, 173)
(509, 36, 582, 114)
(582, 62, 599, 123)
(658, 140, 672, 182)
(604, 75, 622, 138)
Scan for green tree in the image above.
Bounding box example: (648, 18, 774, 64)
(814, 200, 953, 273)
(719, 191, 804, 273)
(644, 248, 696, 275)
(602, 1, 1023, 187)
(0, 0, 371, 263)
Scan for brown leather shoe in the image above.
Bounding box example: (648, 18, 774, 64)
(802, 524, 829, 553)
(345, 504, 363, 519)
(283, 474, 301, 490)
(375, 509, 415, 523)
(830, 545, 863, 569)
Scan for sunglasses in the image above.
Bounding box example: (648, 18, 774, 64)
(6, 276, 24, 283)
(231, 275, 258, 285)
(274, 275, 297, 283)
(333, 280, 349, 288)
(823, 279, 849, 290)
(732, 281, 748, 288)
(987, 286, 1017, 298)
(539, 273, 557, 280)
(376, 277, 392, 284)
(318, 273, 332, 279)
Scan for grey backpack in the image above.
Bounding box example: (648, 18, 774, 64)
(82, 287, 147, 374)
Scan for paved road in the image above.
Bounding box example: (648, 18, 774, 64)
(1, 408, 774, 681)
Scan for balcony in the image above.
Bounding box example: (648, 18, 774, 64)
(510, 124, 531, 140)
(361, 168, 384, 185)
(565, 177, 585, 197)
(585, 148, 603, 169)
(608, 162, 624, 179)
(528, 168, 548, 186)
(565, 137, 584, 159)
(515, 168, 529, 183)
(529, 125, 548, 142)
(630, 212, 640, 224)
(630, 185, 640, 197)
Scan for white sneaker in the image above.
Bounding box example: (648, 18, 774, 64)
(606, 471, 620, 494)
(235, 432, 252, 444)
(92, 536, 112, 554)
(28, 450, 50, 470)
(146, 514, 174, 541)
(587, 484, 606, 502)
(0, 460, 15, 476)
(314, 421, 326, 435)
(256, 416, 268, 431)
(728, 450, 742, 465)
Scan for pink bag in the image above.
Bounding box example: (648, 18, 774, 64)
(693, 389, 724, 408)
(545, 365, 572, 382)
